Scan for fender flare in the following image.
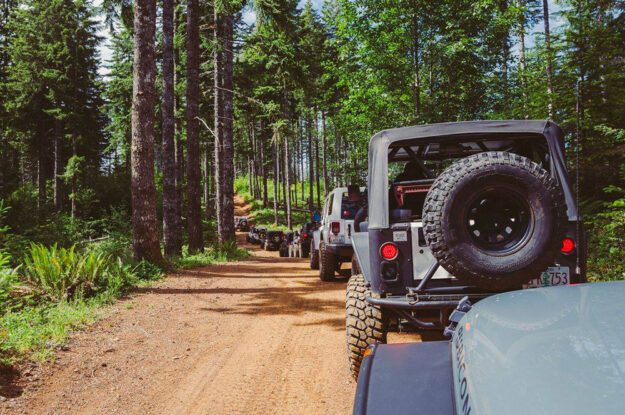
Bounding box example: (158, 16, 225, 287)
(351, 232, 371, 283)
(313, 230, 321, 250)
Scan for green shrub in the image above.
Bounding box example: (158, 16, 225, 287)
(132, 259, 164, 281)
(100, 257, 139, 299)
(177, 242, 250, 268)
(586, 196, 625, 282)
(0, 251, 24, 315)
(0, 301, 99, 363)
(21, 244, 109, 302)
(87, 234, 134, 264)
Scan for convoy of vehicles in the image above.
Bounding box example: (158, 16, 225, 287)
(346, 120, 587, 378)
(234, 120, 611, 414)
(310, 186, 366, 281)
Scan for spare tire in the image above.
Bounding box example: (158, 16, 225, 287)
(423, 151, 566, 290)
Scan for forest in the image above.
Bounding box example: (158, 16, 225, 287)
(0, 0, 624, 361)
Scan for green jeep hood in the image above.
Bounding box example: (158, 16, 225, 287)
(452, 282, 625, 415)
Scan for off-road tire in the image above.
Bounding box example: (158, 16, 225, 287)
(346, 274, 387, 379)
(301, 244, 310, 258)
(319, 241, 336, 281)
(310, 241, 319, 270)
(423, 151, 567, 290)
(351, 254, 360, 276)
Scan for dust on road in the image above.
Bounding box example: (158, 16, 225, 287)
(2, 234, 355, 415)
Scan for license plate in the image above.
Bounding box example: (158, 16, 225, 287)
(523, 266, 570, 288)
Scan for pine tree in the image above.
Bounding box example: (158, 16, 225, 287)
(162, 0, 182, 257)
(130, 0, 163, 263)
(186, 0, 204, 253)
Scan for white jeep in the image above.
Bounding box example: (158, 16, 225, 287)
(310, 186, 365, 281)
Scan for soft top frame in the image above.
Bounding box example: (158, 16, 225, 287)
(367, 120, 576, 229)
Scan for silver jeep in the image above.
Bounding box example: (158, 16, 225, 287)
(347, 120, 587, 378)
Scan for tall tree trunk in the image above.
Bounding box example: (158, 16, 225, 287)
(259, 123, 268, 207)
(307, 112, 314, 212)
(53, 120, 64, 211)
(517, 0, 528, 118)
(251, 122, 261, 200)
(186, 0, 203, 253)
(174, 10, 184, 227)
(162, 0, 181, 257)
(293, 134, 298, 206)
(37, 140, 46, 210)
(214, 8, 223, 228)
(500, 0, 510, 110)
(203, 145, 211, 217)
(543, 0, 554, 119)
(273, 141, 279, 224)
(300, 120, 305, 203)
(220, 13, 236, 243)
(131, 0, 163, 263)
(284, 135, 292, 229)
(314, 112, 320, 208)
(70, 143, 77, 218)
(321, 112, 328, 199)
(411, 6, 421, 119)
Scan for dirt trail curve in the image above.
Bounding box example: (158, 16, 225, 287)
(1, 235, 356, 415)
(234, 195, 252, 217)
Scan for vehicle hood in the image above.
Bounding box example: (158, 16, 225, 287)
(453, 282, 625, 415)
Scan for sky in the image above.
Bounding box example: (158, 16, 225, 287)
(97, 0, 563, 77)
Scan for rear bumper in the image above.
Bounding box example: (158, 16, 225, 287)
(367, 290, 494, 330)
(325, 243, 353, 258)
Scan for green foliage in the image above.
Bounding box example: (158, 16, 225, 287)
(587, 194, 625, 282)
(0, 251, 23, 315)
(0, 301, 100, 363)
(21, 244, 109, 302)
(176, 242, 250, 269)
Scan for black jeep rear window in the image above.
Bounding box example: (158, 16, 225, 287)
(341, 193, 362, 219)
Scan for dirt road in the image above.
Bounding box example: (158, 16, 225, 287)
(2, 235, 356, 415)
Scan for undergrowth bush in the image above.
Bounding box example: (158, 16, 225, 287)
(0, 251, 24, 315)
(1, 301, 99, 362)
(177, 241, 250, 268)
(586, 193, 625, 282)
(22, 244, 109, 302)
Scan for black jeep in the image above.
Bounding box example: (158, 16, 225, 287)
(279, 232, 294, 257)
(347, 120, 587, 378)
(297, 222, 316, 258)
(262, 230, 284, 251)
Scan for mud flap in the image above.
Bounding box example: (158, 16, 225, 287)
(351, 233, 371, 283)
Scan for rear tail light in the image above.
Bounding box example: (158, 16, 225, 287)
(331, 222, 340, 235)
(303, 232, 309, 238)
(343, 210, 351, 218)
(561, 237, 575, 254)
(380, 242, 399, 260)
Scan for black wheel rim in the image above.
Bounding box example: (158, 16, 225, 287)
(465, 189, 532, 253)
